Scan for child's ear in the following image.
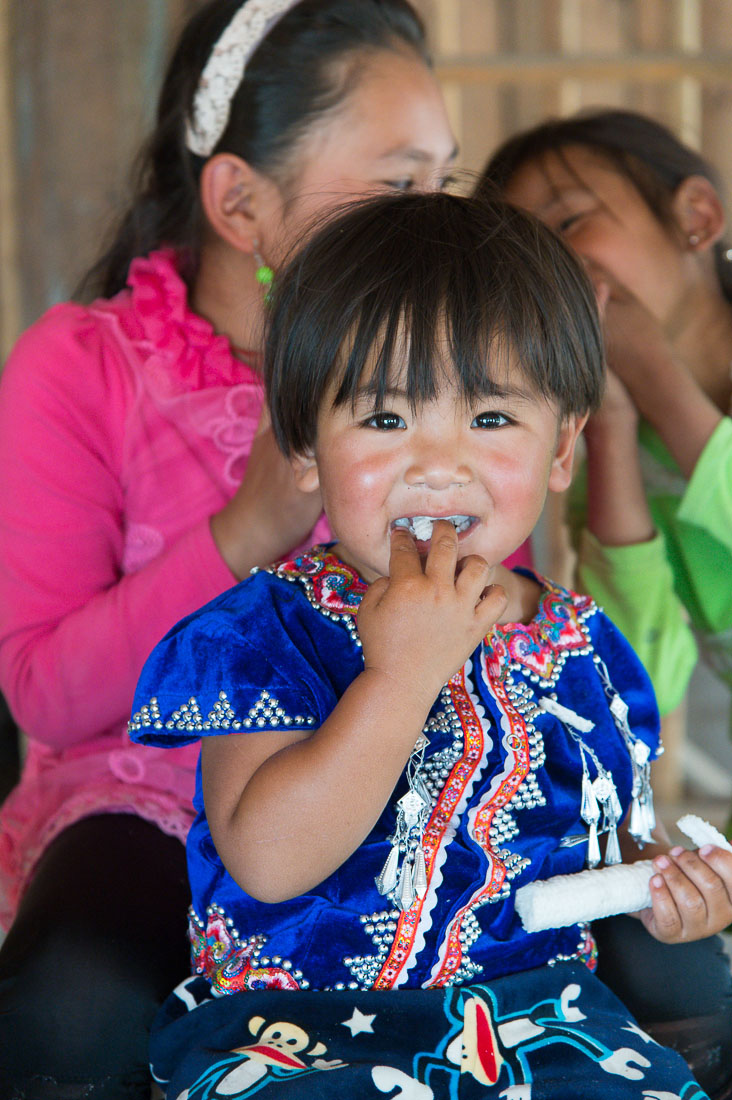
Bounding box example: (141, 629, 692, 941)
(672, 174, 726, 253)
(291, 451, 320, 494)
(548, 413, 589, 493)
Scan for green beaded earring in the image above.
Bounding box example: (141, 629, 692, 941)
(254, 245, 274, 303)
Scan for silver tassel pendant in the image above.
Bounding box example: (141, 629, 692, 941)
(629, 797, 644, 842)
(375, 842, 401, 896)
(587, 820, 601, 868)
(378, 734, 432, 908)
(642, 784, 656, 835)
(580, 770, 602, 868)
(397, 856, 415, 911)
(412, 845, 428, 899)
(600, 667, 659, 855)
(581, 772, 599, 825)
(605, 823, 622, 865)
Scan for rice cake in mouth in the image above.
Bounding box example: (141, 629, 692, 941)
(392, 515, 476, 541)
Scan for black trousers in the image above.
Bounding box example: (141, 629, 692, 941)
(0, 814, 190, 1100)
(595, 913, 732, 1098)
(0, 813, 730, 1098)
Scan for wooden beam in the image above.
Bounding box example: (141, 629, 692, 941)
(435, 51, 732, 84)
(676, 0, 702, 148)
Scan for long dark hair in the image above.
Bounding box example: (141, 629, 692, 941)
(478, 108, 732, 302)
(265, 191, 604, 458)
(79, 0, 429, 300)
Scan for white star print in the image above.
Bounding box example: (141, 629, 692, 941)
(622, 1019, 658, 1045)
(341, 1007, 376, 1036)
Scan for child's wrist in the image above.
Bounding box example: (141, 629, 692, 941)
(360, 663, 440, 720)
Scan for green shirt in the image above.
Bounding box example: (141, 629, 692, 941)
(571, 417, 732, 714)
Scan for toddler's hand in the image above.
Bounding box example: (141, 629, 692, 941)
(357, 521, 507, 706)
(639, 845, 732, 942)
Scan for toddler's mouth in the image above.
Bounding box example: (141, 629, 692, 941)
(392, 515, 477, 541)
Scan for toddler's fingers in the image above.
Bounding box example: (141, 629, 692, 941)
(698, 844, 732, 886)
(455, 554, 494, 599)
(475, 583, 507, 635)
(388, 526, 424, 578)
(650, 853, 710, 937)
(643, 871, 684, 942)
(358, 576, 389, 616)
(424, 520, 458, 580)
(671, 846, 732, 924)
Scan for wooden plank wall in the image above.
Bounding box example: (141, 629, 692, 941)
(415, 0, 732, 194)
(2, 0, 732, 360)
(0, 0, 197, 358)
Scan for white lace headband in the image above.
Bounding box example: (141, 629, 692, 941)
(186, 0, 303, 158)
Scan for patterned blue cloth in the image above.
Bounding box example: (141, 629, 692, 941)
(149, 964, 707, 1098)
(130, 547, 659, 992)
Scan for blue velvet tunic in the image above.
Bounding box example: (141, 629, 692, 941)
(129, 546, 659, 997)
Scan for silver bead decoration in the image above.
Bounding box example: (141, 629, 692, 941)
(130, 688, 314, 736)
(268, 552, 363, 646)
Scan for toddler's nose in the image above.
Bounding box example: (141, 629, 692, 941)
(404, 444, 471, 490)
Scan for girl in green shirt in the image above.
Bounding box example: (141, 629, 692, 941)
(479, 109, 732, 1098)
(479, 108, 732, 750)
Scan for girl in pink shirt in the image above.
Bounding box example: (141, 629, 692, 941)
(0, 2, 488, 1096)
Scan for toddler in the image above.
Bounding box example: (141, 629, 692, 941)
(129, 191, 731, 1098)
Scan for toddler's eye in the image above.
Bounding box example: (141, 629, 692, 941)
(383, 179, 414, 192)
(472, 411, 509, 429)
(365, 412, 406, 430)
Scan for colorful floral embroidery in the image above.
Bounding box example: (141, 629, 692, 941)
(485, 579, 595, 682)
(269, 548, 366, 643)
(276, 549, 366, 614)
(427, 666, 534, 988)
(189, 905, 304, 994)
(372, 661, 492, 990)
(273, 554, 595, 679)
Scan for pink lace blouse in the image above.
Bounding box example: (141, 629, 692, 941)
(0, 250, 330, 926)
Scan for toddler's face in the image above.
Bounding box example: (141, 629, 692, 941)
(292, 356, 584, 583)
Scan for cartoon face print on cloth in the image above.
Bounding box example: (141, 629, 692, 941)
(150, 965, 709, 1099)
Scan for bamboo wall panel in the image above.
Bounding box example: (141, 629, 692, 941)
(1, 0, 194, 356)
(412, 0, 732, 199)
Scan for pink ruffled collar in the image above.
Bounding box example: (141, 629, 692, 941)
(126, 249, 260, 394)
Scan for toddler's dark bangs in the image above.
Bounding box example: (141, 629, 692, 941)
(330, 280, 517, 416)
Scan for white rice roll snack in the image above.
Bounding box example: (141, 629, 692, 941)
(676, 814, 732, 853)
(514, 860, 655, 933)
(514, 814, 732, 933)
